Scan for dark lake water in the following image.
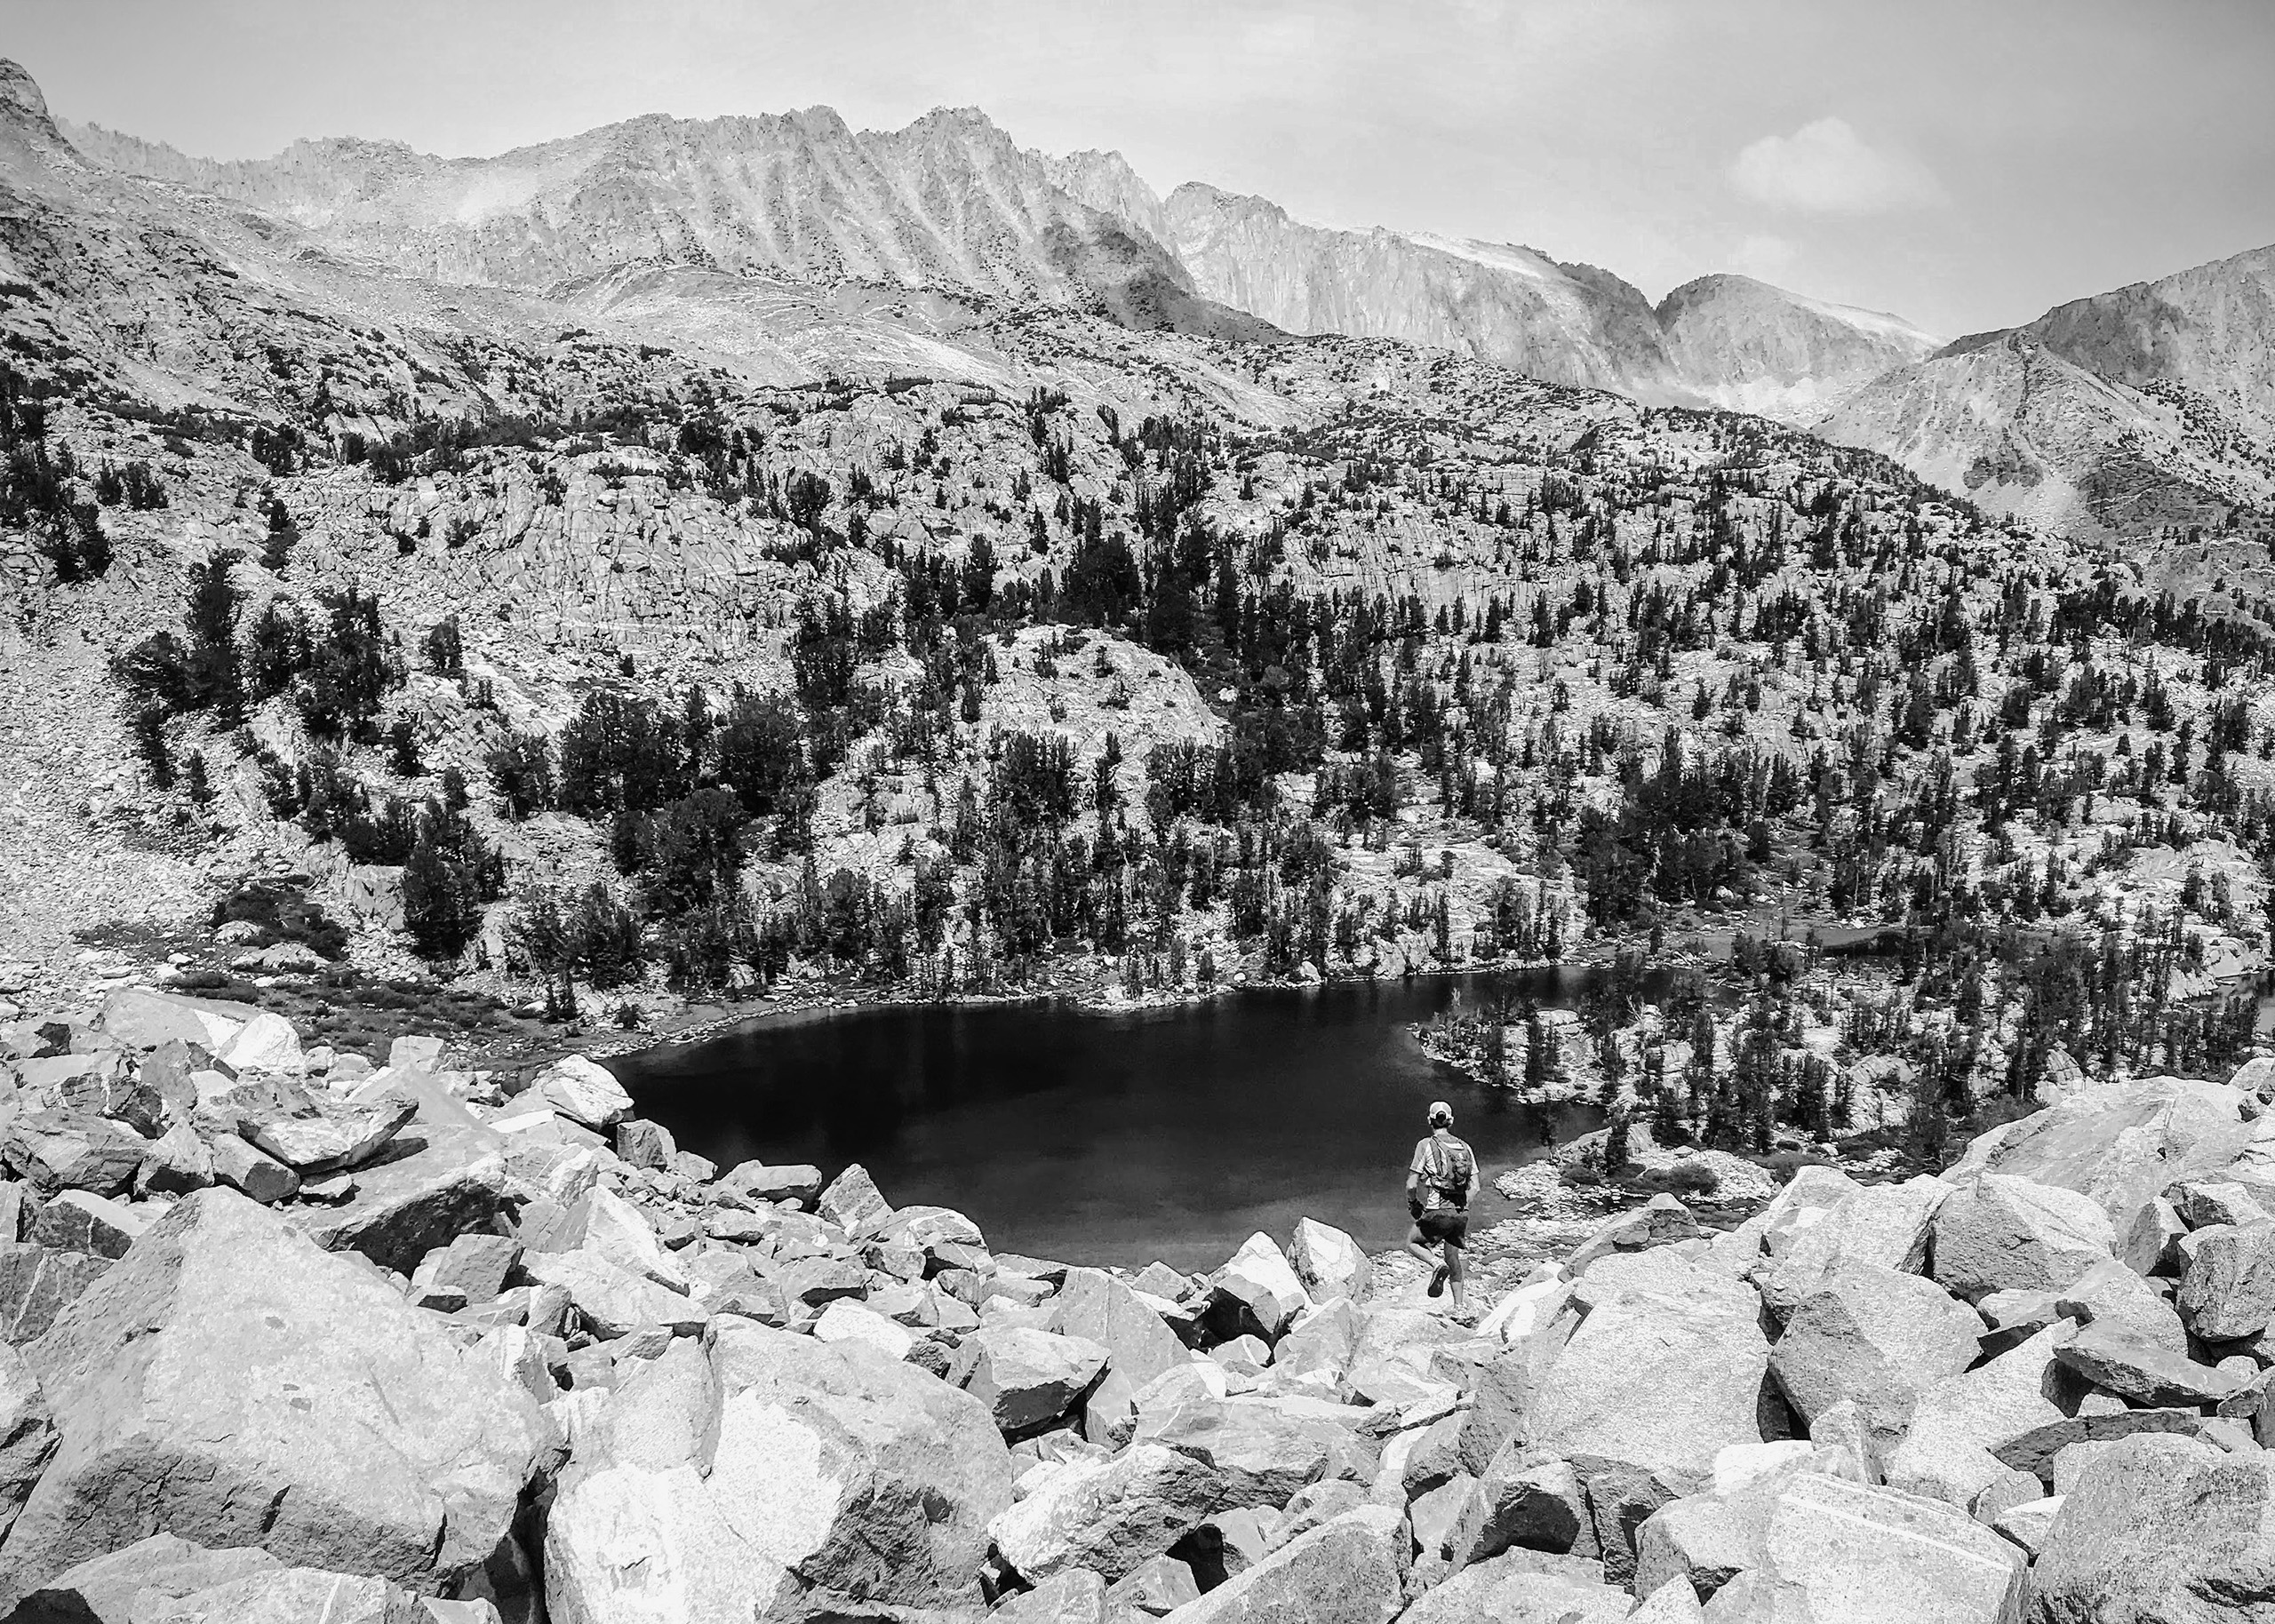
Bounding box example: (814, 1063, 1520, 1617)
(609, 970, 1615, 1272)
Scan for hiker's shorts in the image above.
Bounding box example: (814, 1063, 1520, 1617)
(1417, 1207, 1468, 1247)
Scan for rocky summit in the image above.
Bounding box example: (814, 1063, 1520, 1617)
(0, 983, 2268, 1621)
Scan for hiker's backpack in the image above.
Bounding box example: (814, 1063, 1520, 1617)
(1422, 1137, 1474, 1209)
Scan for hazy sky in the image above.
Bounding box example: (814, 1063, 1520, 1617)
(16, 0, 2274, 337)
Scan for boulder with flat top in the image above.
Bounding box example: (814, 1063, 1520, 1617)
(0, 1188, 553, 1606)
(543, 1322, 1013, 1623)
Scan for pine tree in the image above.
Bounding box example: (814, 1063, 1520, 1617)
(1603, 1109, 1632, 1173)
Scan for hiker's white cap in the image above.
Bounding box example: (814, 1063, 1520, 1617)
(1427, 1101, 1454, 1125)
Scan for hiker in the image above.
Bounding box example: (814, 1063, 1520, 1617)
(1405, 1099, 1479, 1314)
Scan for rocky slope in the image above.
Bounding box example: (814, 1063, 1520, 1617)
(0, 983, 2271, 1621)
(1160, 183, 1687, 400)
(1656, 274, 1940, 421)
(10, 37, 2275, 1095)
(60, 80, 1951, 426)
(1816, 333, 2271, 541)
(56, 101, 1270, 341)
(1821, 243, 2275, 545)
(2019, 241, 2275, 433)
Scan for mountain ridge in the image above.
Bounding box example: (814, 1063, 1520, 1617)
(61, 99, 1935, 423)
(44, 70, 2275, 546)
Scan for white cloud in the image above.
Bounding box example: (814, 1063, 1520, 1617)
(1730, 117, 1944, 214)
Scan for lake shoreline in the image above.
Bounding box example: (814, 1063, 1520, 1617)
(603, 969, 1651, 1272)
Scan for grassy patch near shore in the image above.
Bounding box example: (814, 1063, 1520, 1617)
(165, 965, 534, 1063)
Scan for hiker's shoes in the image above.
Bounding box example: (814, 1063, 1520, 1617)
(1426, 1264, 1449, 1298)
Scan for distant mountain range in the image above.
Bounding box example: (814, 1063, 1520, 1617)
(58, 100, 1937, 420)
(46, 76, 2275, 544)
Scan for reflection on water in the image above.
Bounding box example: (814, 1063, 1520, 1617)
(611, 969, 1614, 1271)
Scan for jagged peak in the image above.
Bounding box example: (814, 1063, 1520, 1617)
(0, 58, 63, 148)
(1167, 181, 1294, 222)
(890, 105, 1018, 149)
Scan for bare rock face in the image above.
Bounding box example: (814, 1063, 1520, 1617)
(1049, 1266, 1191, 1389)
(1288, 1219, 1370, 1305)
(968, 1325, 1113, 1437)
(1656, 274, 1940, 420)
(132, 1564, 436, 1623)
(817, 1163, 892, 1237)
(1521, 1260, 1768, 1577)
(1568, 1194, 1700, 1275)
(531, 1056, 633, 1132)
(0, 1242, 110, 1344)
(989, 1442, 1221, 1584)
(1931, 1174, 2116, 1304)
(543, 1321, 1014, 1624)
(519, 1246, 710, 1340)
(0, 1346, 54, 1548)
(1768, 1260, 1984, 1448)
(1943, 1078, 2252, 1238)
(2025, 1433, 2275, 1622)
(1882, 1322, 2077, 1512)
(1752, 1176, 1946, 1317)
(1154, 1504, 1408, 1624)
(12, 1533, 289, 1622)
(1692, 1471, 2024, 1624)
(2175, 1219, 2275, 1340)
(1135, 1395, 1377, 1510)
(1166, 182, 1680, 399)
(242, 1095, 417, 1174)
(1204, 1231, 1310, 1343)
(0, 1188, 555, 1605)
(1, 1111, 147, 1197)
(1399, 1547, 1630, 1624)
(1448, 1440, 1592, 1567)
(990, 1566, 1129, 1624)
(717, 1161, 821, 1205)
(2052, 1322, 2249, 1407)
(291, 1130, 512, 1275)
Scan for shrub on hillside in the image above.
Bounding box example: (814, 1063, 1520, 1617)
(211, 880, 349, 960)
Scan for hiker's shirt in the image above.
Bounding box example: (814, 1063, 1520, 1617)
(1410, 1134, 1475, 1212)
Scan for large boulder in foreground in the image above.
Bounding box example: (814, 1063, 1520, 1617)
(1696, 1471, 2024, 1624)
(1752, 1176, 1946, 1318)
(1882, 1322, 2074, 1513)
(1205, 1233, 1310, 1343)
(10, 1532, 285, 1622)
(125, 1563, 439, 1622)
(1931, 1174, 2114, 1304)
(544, 1319, 1014, 1624)
(0, 1188, 553, 1606)
(1289, 1220, 1371, 1305)
(968, 1326, 1111, 1437)
(0, 1347, 53, 1548)
(1157, 1505, 1407, 1624)
(1137, 1395, 1376, 1509)
(2175, 1218, 2275, 1341)
(531, 1055, 633, 1132)
(1948, 1075, 2249, 1236)
(990, 1442, 1221, 1584)
(1049, 1267, 1190, 1389)
(2024, 1433, 2275, 1622)
(1768, 1260, 1983, 1449)
(1523, 1259, 1768, 1575)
